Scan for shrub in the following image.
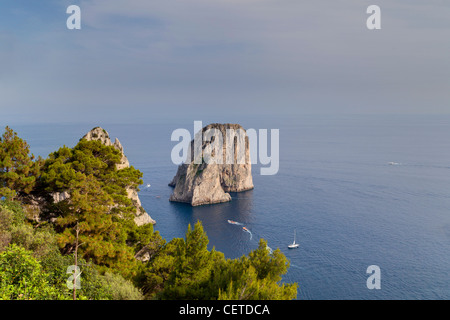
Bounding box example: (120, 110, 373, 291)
(101, 272, 143, 300)
(0, 244, 66, 300)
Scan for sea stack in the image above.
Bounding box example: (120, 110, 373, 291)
(82, 127, 156, 225)
(169, 123, 254, 206)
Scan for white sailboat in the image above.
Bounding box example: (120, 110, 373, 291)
(288, 229, 299, 249)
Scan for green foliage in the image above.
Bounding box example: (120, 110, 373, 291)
(76, 262, 113, 300)
(9, 223, 57, 260)
(0, 200, 25, 226)
(158, 222, 224, 299)
(0, 200, 58, 259)
(100, 272, 144, 300)
(39, 250, 113, 300)
(0, 127, 41, 200)
(0, 244, 66, 300)
(140, 222, 297, 300)
(40, 139, 142, 202)
(248, 239, 290, 282)
(216, 240, 298, 300)
(0, 200, 145, 300)
(37, 139, 148, 277)
(137, 237, 181, 298)
(38, 249, 76, 298)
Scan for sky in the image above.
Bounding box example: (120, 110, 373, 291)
(0, 0, 449, 124)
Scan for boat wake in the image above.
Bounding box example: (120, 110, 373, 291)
(227, 220, 243, 225)
(243, 227, 253, 240)
(227, 220, 253, 240)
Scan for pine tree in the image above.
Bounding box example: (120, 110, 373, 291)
(215, 240, 298, 300)
(36, 138, 153, 277)
(0, 127, 41, 200)
(141, 222, 298, 300)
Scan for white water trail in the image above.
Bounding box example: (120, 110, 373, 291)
(244, 229, 253, 240)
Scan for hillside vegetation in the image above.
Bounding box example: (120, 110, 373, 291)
(0, 126, 297, 300)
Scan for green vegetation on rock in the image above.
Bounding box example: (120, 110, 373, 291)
(0, 126, 298, 300)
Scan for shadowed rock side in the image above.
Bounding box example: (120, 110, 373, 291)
(169, 123, 254, 206)
(82, 127, 156, 225)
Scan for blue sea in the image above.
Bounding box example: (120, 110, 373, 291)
(10, 114, 450, 300)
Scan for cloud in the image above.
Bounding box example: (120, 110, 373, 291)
(1, 0, 450, 123)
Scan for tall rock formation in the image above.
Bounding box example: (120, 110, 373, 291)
(169, 123, 253, 206)
(81, 127, 155, 225)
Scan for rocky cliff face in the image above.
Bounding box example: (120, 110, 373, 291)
(169, 123, 253, 206)
(81, 127, 155, 225)
(82, 127, 130, 170)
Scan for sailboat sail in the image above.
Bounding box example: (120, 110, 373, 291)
(288, 229, 299, 249)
